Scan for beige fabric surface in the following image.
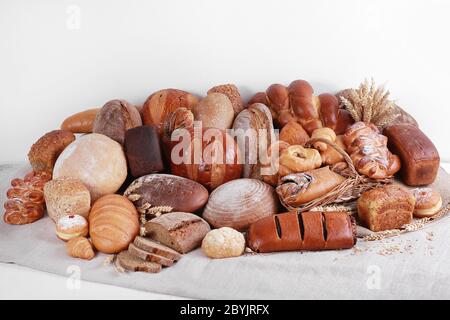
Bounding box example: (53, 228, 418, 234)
(1, 163, 450, 299)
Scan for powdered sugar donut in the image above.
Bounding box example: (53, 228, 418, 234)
(412, 188, 442, 218)
(56, 214, 88, 241)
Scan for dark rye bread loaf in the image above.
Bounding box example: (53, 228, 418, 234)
(144, 212, 211, 254)
(116, 251, 161, 273)
(133, 236, 182, 261)
(128, 243, 174, 267)
(123, 174, 209, 213)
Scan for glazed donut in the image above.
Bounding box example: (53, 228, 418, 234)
(56, 214, 88, 241)
(412, 188, 442, 218)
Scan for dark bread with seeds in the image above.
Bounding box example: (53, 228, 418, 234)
(116, 251, 161, 273)
(128, 243, 174, 267)
(133, 236, 182, 261)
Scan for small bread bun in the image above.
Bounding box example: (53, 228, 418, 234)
(412, 188, 442, 218)
(56, 214, 88, 241)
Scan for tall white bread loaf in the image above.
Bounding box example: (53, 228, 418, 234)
(144, 212, 211, 254)
(53, 133, 127, 201)
(44, 177, 91, 222)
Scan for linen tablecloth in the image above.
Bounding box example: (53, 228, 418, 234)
(1, 163, 450, 299)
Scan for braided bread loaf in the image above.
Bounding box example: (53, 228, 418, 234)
(248, 80, 354, 135)
(343, 122, 401, 179)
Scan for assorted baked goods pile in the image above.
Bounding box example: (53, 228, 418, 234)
(2, 78, 447, 274)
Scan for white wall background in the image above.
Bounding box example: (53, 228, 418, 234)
(1, 0, 449, 164)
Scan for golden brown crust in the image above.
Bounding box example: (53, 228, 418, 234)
(412, 188, 442, 217)
(28, 130, 75, 173)
(61, 108, 100, 133)
(357, 184, 415, 232)
(66, 237, 95, 260)
(248, 80, 354, 135)
(279, 121, 310, 146)
(142, 89, 199, 133)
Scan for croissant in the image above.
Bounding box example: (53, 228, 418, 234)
(311, 127, 336, 151)
(248, 80, 354, 135)
(343, 122, 401, 179)
(3, 171, 52, 225)
(276, 167, 345, 207)
(66, 237, 95, 260)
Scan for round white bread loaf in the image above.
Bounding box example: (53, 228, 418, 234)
(44, 176, 91, 222)
(53, 133, 127, 201)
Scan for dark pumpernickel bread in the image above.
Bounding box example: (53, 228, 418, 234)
(133, 236, 182, 261)
(128, 243, 174, 267)
(117, 251, 161, 273)
(144, 212, 211, 254)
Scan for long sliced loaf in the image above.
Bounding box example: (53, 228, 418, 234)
(116, 251, 161, 273)
(133, 236, 182, 261)
(128, 243, 174, 267)
(144, 212, 211, 254)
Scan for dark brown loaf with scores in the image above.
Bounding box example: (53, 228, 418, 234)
(123, 174, 209, 214)
(383, 124, 440, 186)
(247, 211, 357, 253)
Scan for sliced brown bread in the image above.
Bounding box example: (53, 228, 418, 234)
(144, 212, 211, 254)
(128, 243, 174, 267)
(116, 251, 161, 273)
(133, 236, 182, 261)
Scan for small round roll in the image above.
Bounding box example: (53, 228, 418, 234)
(412, 188, 442, 218)
(56, 214, 88, 241)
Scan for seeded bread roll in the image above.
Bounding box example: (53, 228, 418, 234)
(28, 130, 75, 173)
(44, 177, 91, 222)
(208, 84, 243, 115)
(117, 251, 162, 273)
(144, 212, 211, 254)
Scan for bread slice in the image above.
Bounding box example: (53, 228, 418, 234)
(133, 236, 182, 261)
(116, 251, 161, 273)
(128, 243, 174, 267)
(144, 212, 211, 254)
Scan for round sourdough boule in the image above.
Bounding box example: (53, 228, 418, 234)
(192, 93, 235, 130)
(123, 173, 209, 213)
(28, 130, 75, 173)
(202, 179, 279, 231)
(208, 84, 243, 115)
(201, 227, 245, 259)
(44, 176, 91, 222)
(53, 133, 127, 201)
(89, 194, 139, 254)
(93, 99, 142, 145)
(412, 188, 442, 218)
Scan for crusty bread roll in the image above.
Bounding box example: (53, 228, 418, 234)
(28, 130, 75, 173)
(93, 99, 142, 145)
(44, 177, 91, 222)
(53, 133, 127, 201)
(279, 121, 310, 146)
(208, 84, 243, 115)
(201, 227, 245, 259)
(192, 93, 235, 130)
(89, 194, 139, 254)
(61, 108, 100, 133)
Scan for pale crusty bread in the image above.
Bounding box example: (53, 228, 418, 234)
(117, 251, 161, 273)
(133, 236, 182, 261)
(128, 243, 174, 267)
(144, 212, 210, 254)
